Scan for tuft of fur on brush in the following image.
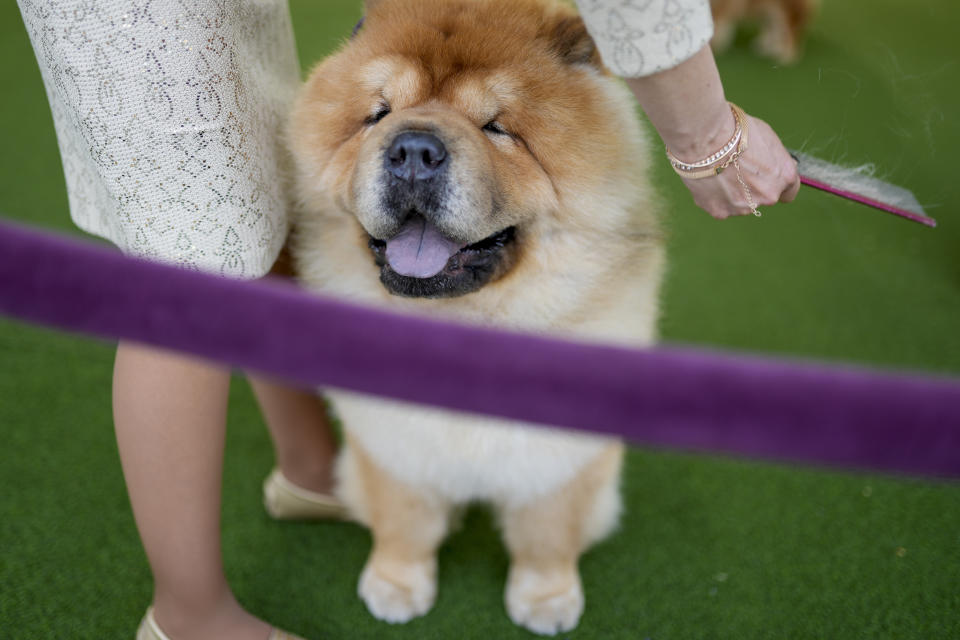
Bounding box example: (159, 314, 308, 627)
(792, 150, 927, 217)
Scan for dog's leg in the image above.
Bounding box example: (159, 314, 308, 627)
(497, 442, 623, 636)
(709, 0, 741, 54)
(343, 438, 450, 624)
(756, 2, 802, 63)
(711, 19, 737, 54)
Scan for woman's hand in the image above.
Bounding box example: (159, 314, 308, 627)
(624, 45, 800, 219)
(680, 113, 800, 219)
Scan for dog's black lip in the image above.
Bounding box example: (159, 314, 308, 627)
(367, 224, 517, 298)
(367, 226, 515, 262)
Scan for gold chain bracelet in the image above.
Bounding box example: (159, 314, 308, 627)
(665, 102, 761, 217)
(666, 102, 762, 217)
(666, 103, 744, 176)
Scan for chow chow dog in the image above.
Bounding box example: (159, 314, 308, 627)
(287, 0, 664, 634)
(710, 0, 818, 63)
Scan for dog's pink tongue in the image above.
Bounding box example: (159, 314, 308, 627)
(385, 217, 465, 278)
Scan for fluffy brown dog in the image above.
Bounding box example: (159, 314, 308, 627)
(288, 0, 664, 634)
(711, 0, 818, 63)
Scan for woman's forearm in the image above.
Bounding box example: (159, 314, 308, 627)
(624, 45, 735, 163)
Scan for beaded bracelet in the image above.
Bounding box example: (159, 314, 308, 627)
(666, 107, 742, 173)
(665, 102, 760, 216)
(666, 103, 747, 178)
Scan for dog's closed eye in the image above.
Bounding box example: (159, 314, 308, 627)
(365, 102, 391, 126)
(482, 120, 509, 136)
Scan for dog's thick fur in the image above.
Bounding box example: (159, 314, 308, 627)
(288, 0, 664, 634)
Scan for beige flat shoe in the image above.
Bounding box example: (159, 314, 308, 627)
(262, 468, 348, 520)
(136, 607, 306, 640)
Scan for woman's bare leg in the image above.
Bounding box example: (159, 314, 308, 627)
(248, 375, 338, 495)
(113, 342, 272, 640)
(248, 248, 338, 496)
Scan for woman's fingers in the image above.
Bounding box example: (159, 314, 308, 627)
(681, 113, 799, 219)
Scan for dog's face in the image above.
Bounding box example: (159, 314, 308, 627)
(289, 0, 645, 300)
(350, 72, 537, 299)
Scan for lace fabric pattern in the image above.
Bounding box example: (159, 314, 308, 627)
(575, 0, 714, 77)
(18, 0, 300, 278)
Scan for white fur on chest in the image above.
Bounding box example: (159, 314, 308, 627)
(330, 390, 613, 507)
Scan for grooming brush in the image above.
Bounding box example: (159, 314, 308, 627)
(791, 150, 935, 227)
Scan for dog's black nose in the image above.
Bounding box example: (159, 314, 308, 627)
(386, 132, 447, 182)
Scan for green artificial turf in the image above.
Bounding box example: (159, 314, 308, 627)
(1, 1, 958, 638)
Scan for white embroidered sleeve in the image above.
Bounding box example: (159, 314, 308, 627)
(575, 0, 714, 77)
(17, 0, 300, 278)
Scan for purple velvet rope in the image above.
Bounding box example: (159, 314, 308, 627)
(1, 219, 959, 477)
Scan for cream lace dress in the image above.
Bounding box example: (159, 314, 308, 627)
(18, 0, 299, 278)
(576, 0, 714, 76)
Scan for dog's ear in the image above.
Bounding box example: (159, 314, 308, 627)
(544, 14, 602, 68)
(364, 0, 384, 12)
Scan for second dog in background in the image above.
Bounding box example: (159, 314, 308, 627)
(710, 0, 818, 63)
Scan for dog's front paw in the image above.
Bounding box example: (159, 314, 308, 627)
(505, 565, 584, 635)
(358, 557, 437, 624)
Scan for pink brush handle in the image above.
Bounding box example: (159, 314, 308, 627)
(799, 175, 936, 228)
